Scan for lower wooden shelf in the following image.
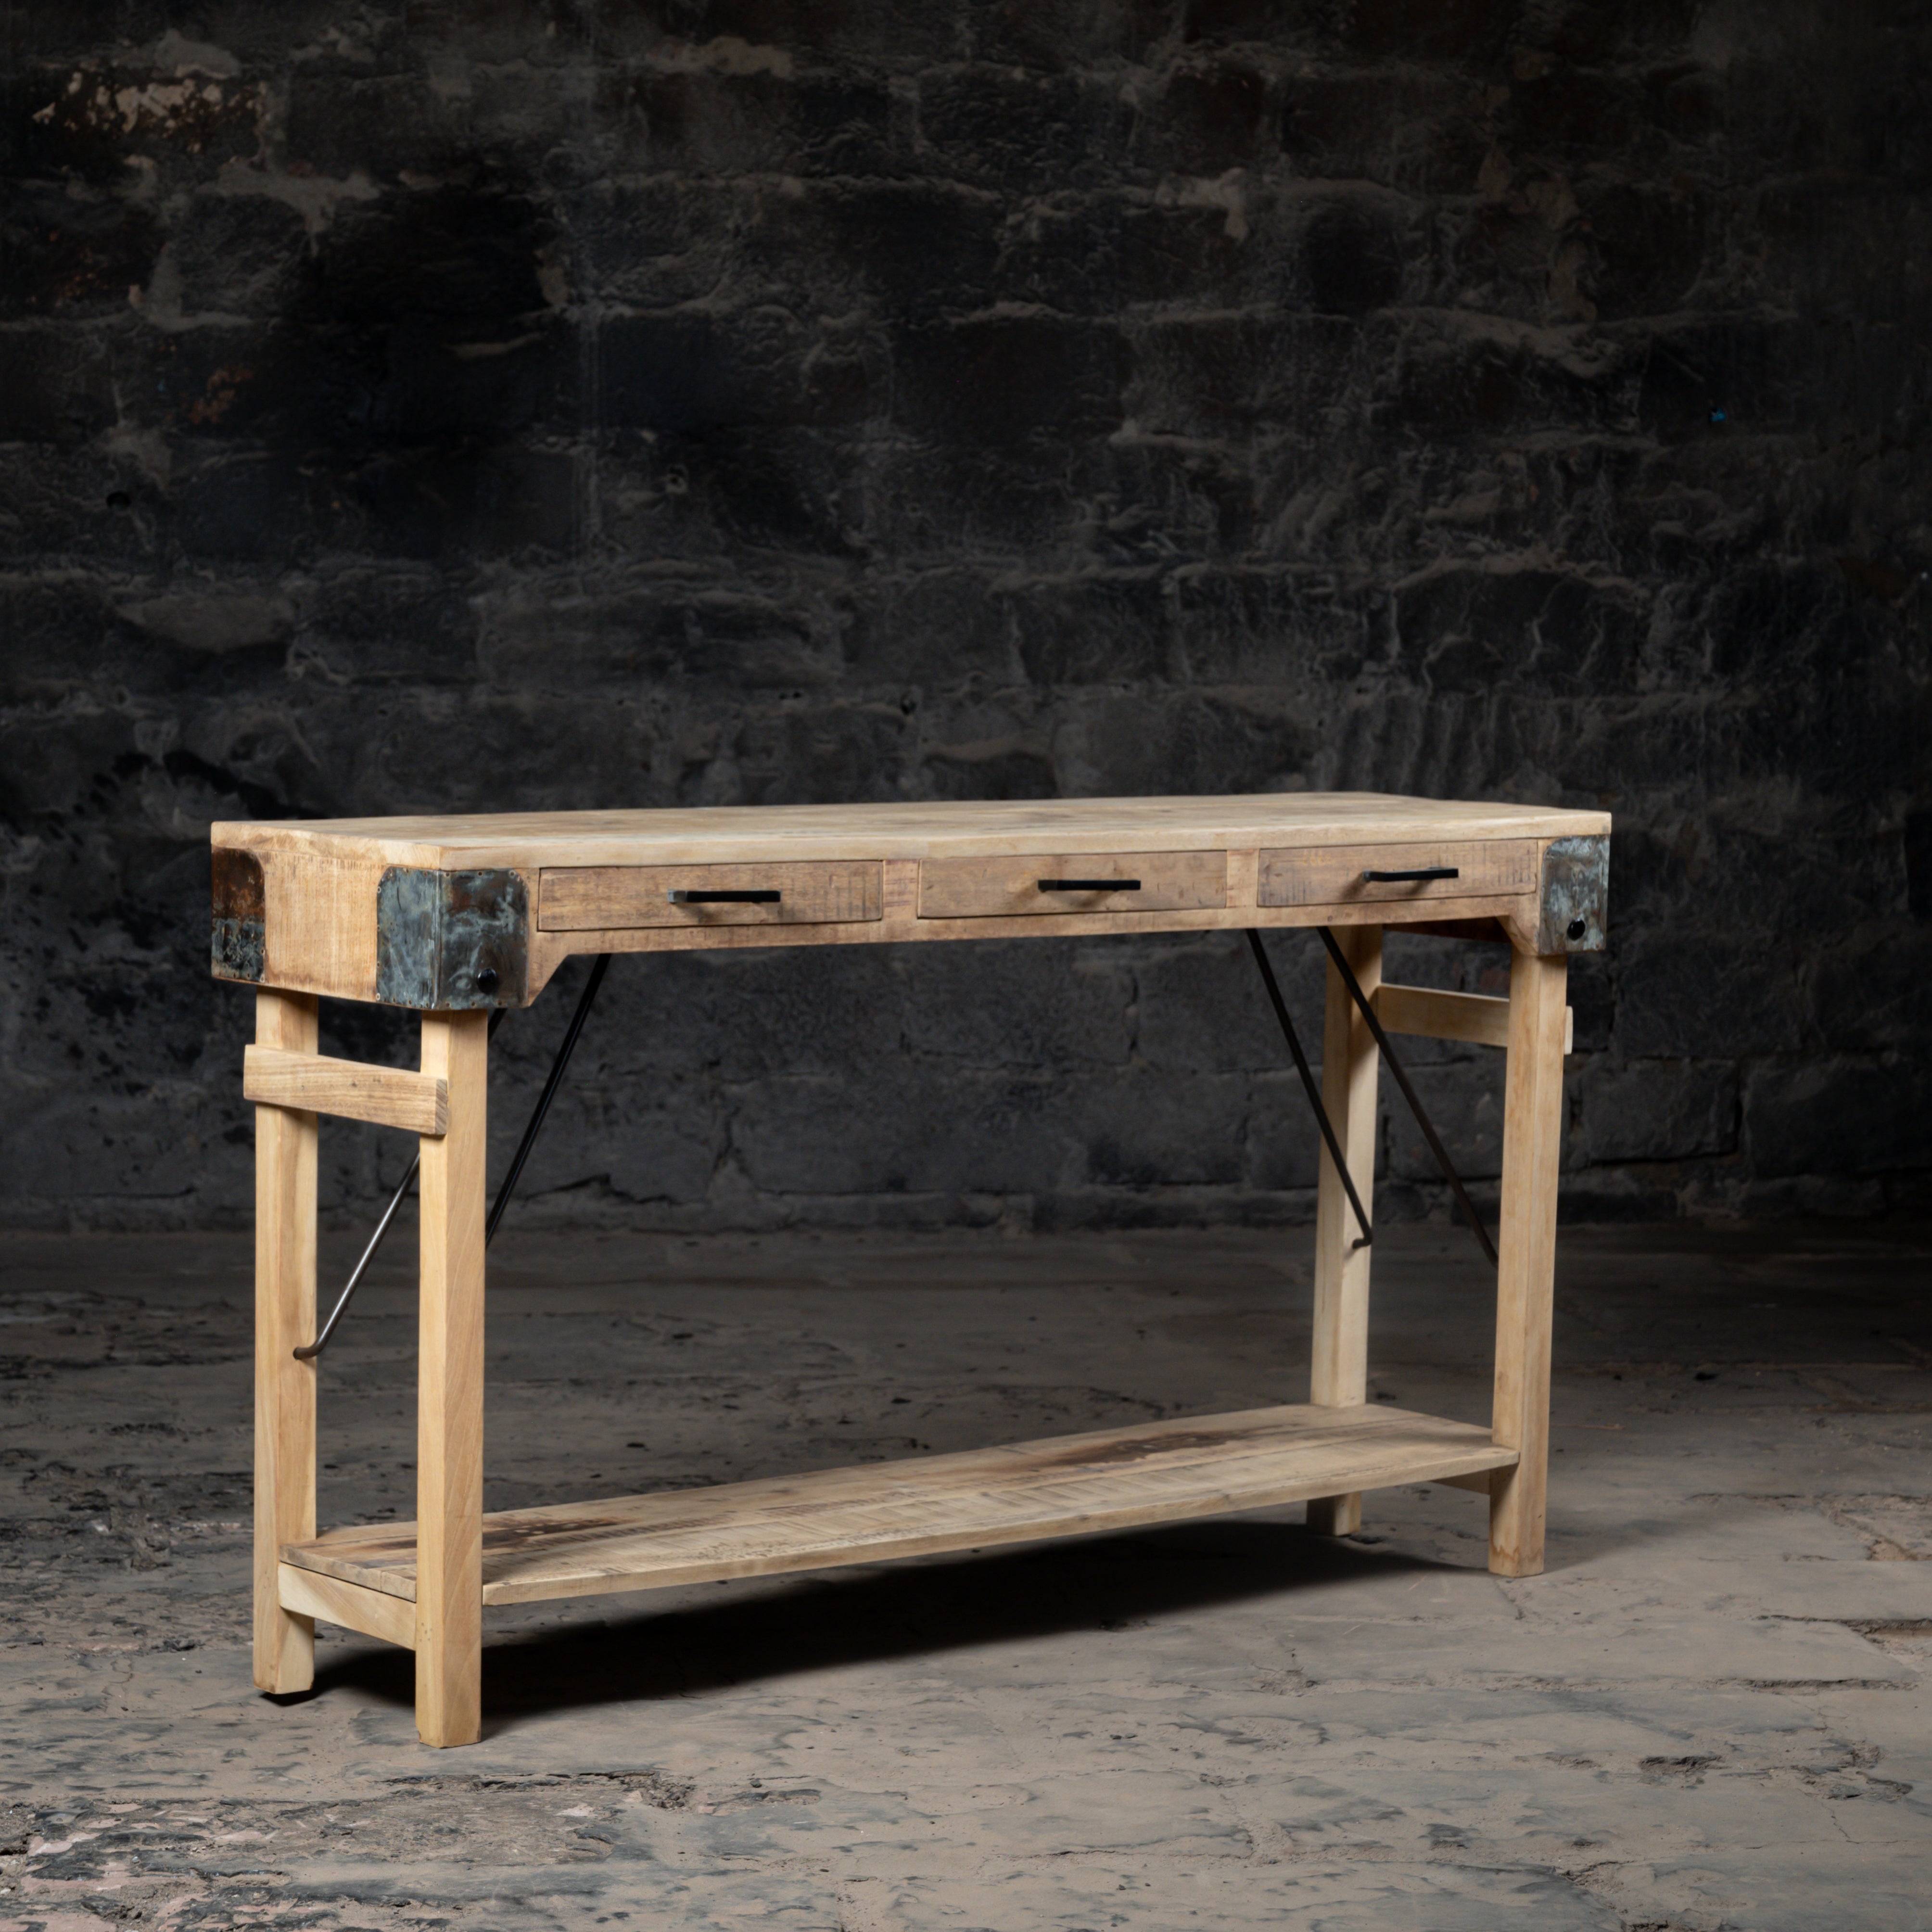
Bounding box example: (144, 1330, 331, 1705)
(283, 1402, 1513, 1614)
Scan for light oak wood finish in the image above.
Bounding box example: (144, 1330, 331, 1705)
(1489, 948, 1570, 1578)
(1307, 924, 1381, 1538)
(279, 1560, 418, 1649)
(917, 850, 1226, 918)
(243, 1045, 449, 1135)
(414, 1010, 489, 1747)
(539, 861, 883, 931)
(1374, 983, 1574, 1056)
(283, 1403, 1519, 1605)
(222, 794, 1610, 871)
(264, 847, 388, 1008)
(211, 795, 1609, 1005)
(1258, 839, 1540, 908)
(220, 792, 1604, 1746)
(519, 892, 1543, 988)
(253, 989, 318, 1695)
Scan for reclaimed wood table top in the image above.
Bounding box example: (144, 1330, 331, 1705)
(213, 791, 1609, 868)
(210, 793, 1612, 1009)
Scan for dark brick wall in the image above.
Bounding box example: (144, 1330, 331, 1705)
(2, 1, 1928, 1233)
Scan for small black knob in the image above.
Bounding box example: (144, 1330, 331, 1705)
(1566, 917, 1587, 942)
(474, 966, 499, 994)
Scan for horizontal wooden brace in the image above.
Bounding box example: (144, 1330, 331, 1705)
(279, 1559, 417, 1648)
(1433, 1468, 1499, 1494)
(1374, 983, 1574, 1055)
(244, 1045, 448, 1135)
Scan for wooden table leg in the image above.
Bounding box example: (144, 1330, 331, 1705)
(1490, 947, 1569, 1578)
(1308, 923, 1381, 1538)
(414, 1008, 489, 1747)
(254, 989, 318, 1694)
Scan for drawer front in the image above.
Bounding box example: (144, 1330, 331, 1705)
(1258, 840, 1539, 909)
(539, 861, 883, 931)
(919, 850, 1226, 919)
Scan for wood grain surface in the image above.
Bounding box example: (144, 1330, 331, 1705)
(917, 850, 1226, 918)
(252, 990, 318, 1695)
(413, 1010, 488, 1747)
(1258, 840, 1540, 907)
(1374, 983, 1575, 1055)
(539, 861, 883, 930)
(278, 1560, 417, 1649)
(243, 1045, 448, 1134)
(1489, 949, 1570, 1579)
(283, 1402, 1517, 1606)
(1307, 925, 1381, 1538)
(215, 793, 1611, 872)
(210, 795, 1612, 1005)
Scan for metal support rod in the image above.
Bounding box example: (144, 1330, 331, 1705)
(485, 952, 610, 1245)
(292, 1149, 419, 1362)
(293, 1008, 508, 1361)
(1318, 926, 1499, 1268)
(1246, 929, 1371, 1250)
(295, 952, 613, 1363)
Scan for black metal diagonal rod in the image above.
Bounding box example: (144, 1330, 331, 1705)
(485, 951, 611, 1244)
(1246, 929, 1371, 1250)
(296, 955, 613, 1364)
(292, 1146, 420, 1362)
(1317, 926, 1499, 1268)
(294, 1007, 509, 1362)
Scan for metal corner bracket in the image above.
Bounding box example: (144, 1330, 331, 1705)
(375, 867, 530, 1010)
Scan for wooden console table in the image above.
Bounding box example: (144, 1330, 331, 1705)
(211, 793, 1609, 1747)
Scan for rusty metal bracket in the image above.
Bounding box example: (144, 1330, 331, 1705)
(211, 848, 266, 983)
(1537, 835, 1609, 954)
(375, 867, 530, 1010)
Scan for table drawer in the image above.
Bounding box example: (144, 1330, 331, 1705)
(919, 850, 1226, 919)
(1258, 840, 1538, 909)
(538, 862, 883, 931)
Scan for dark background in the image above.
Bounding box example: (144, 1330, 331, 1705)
(1, 0, 1927, 1234)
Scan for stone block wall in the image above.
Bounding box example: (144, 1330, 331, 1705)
(1, 0, 1927, 1232)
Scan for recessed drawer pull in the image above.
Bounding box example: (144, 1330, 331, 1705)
(1037, 877, 1141, 893)
(1361, 866, 1459, 883)
(667, 889, 781, 904)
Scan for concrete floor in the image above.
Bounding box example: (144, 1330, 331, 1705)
(1, 1220, 1929, 1930)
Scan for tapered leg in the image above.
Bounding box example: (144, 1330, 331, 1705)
(254, 989, 318, 1694)
(1308, 924, 1381, 1537)
(415, 1009, 489, 1747)
(1490, 948, 1569, 1577)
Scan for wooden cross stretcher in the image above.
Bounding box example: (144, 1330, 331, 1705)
(212, 792, 1610, 1747)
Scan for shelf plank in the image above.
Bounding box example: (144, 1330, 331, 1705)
(285, 1403, 1515, 1609)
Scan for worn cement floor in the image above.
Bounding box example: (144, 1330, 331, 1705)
(1, 1220, 1929, 1930)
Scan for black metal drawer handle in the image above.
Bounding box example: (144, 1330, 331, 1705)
(668, 889, 781, 904)
(1037, 878, 1142, 893)
(1361, 867, 1459, 883)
